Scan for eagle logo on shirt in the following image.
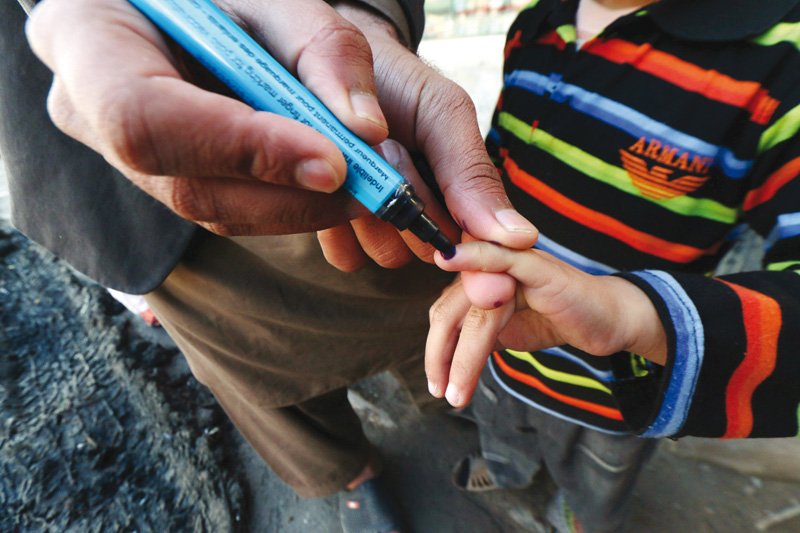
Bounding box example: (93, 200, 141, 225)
(620, 137, 711, 200)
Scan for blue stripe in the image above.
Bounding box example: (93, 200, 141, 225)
(631, 271, 704, 438)
(724, 223, 750, 242)
(488, 358, 627, 435)
(535, 233, 616, 275)
(505, 70, 752, 179)
(764, 212, 800, 251)
(540, 346, 617, 382)
(487, 127, 501, 146)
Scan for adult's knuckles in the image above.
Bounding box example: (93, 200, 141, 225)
(419, 79, 476, 126)
(169, 176, 224, 223)
(96, 84, 168, 175)
(297, 19, 374, 87)
(365, 240, 412, 268)
(300, 21, 372, 72)
(327, 252, 367, 273)
(443, 154, 504, 199)
(45, 79, 80, 137)
(265, 196, 351, 233)
(233, 122, 284, 181)
(416, 81, 504, 195)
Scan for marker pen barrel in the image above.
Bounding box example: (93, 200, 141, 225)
(126, 0, 455, 257)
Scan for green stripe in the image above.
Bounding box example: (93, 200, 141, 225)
(556, 24, 576, 44)
(752, 21, 800, 50)
(523, 0, 541, 11)
(759, 103, 800, 154)
(767, 260, 800, 271)
(505, 350, 612, 394)
(498, 112, 738, 224)
(630, 354, 651, 378)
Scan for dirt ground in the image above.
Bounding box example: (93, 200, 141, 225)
(1, 223, 245, 532)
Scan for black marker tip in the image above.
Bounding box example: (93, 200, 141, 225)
(435, 235, 456, 260)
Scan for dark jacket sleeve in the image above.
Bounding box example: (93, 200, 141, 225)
(396, 0, 425, 47)
(3, 0, 197, 294)
(348, 0, 426, 49)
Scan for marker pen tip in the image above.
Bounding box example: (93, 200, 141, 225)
(432, 233, 456, 260)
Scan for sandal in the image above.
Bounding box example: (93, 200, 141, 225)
(339, 476, 404, 533)
(451, 454, 502, 492)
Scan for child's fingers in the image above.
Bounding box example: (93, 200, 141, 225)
(426, 281, 472, 398)
(436, 241, 551, 289)
(435, 241, 521, 272)
(444, 300, 515, 408)
(461, 270, 517, 310)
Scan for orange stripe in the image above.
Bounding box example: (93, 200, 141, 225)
(628, 171, 699, 193)
(504, 157, 718, 262)
(629, 179, 668, 197)
(493, 352, 623, 420)
(536, 29, 567, 50)
(743, 157, 800, 211)
(504, 29, 524, 60)
(718, 280, 782, 438)
(586, 39, 779, 125)
(632, 183, 672, 199)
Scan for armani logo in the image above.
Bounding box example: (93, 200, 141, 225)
(620, 137, 711, 199)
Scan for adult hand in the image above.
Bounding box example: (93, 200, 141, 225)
(25, 0, 397, 236)
(318, 138, 460, 270)
(319, 2, 538, 271)
(27, 0, 537, 271)
(426, 242, 667, 408)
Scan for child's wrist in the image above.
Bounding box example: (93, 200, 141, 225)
(607, 276, 668, 365)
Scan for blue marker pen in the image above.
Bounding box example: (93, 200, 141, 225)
(127, 0, 455, 257)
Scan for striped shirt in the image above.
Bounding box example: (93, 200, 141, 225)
(486, 0, 800, 438)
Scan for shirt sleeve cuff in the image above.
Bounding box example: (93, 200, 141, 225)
(611, 270, 705, 438)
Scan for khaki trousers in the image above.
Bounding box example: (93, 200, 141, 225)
(145, 231, 453, 497)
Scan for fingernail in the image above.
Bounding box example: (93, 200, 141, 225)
(379, 140, 401, 168)
(295, 159, 340, 192)
(428, 380, 441, 397)
(445, 383, 462, 406)
(495, 208, 537, 234)
(350, 91, 388, 130)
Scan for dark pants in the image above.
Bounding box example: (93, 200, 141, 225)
(471, 368, 658, 533)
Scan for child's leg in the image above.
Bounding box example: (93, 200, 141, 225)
(468, 367, 657, 532)
(451, 366, 543, 491)
(471, 369, 544, 488)
(528, 408, 658, 532)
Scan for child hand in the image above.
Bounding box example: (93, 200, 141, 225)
(425, 242, 667, 408)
